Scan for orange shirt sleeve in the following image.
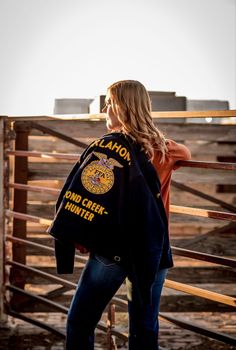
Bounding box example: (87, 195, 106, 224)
(166, 139, 191, 170)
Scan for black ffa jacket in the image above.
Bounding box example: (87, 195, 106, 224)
(47, 132, 173, 303)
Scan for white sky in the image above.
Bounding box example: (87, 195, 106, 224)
(0, 0, 235, 115)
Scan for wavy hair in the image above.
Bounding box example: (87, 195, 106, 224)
(107, 80, 168, 161)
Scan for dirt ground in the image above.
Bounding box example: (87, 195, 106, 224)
(0, 313, 236, 350)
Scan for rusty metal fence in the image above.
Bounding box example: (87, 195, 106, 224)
(0, 111, 236, 348)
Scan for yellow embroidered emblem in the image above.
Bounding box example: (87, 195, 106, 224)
(81, 152, 123, 194)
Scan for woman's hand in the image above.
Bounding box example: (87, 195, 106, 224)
(75, 244, 89, 254)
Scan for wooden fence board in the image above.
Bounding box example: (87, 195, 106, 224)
(28, 121, 236, 142)
(10, 294, 235, 313)
(27, 162, 236, 184)
(26, 190, 236, 206)
(16, 266, 236, 285)
(28, 135, 236, 156)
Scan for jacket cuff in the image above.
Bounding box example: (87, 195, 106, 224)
(54, 239, 75, 274)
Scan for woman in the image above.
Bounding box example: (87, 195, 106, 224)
(48, 80, 191, 350)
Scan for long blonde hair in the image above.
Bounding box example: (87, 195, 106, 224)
(107, 80, 168, 161)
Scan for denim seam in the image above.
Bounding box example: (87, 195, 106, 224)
(94, 254, 116, 267)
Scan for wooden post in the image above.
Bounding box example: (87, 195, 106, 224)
(107, 303, 116, 350)
(0, 116, 7, 322)
(9, 121, 30, 308)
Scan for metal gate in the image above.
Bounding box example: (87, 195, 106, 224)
(0, 111, 236, 348)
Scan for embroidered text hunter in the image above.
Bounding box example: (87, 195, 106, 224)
(63, 191, 108, 222)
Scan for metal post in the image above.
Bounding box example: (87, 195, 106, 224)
(9, 121, 30, 308)
(0, 116, 7, 322)
(107, 303, 116, 350)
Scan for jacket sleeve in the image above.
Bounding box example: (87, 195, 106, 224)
(50, 138, 109, 274)
(48, 161, 79, 274)
(52, 159, 83, 273)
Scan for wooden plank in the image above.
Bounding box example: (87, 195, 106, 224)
(167, 267, 236, 284)
(27, 192, 59, 202)
(19, 266, 236, 284)
(5, 210, 51, 226)
(170, 205, 236, 221)
(151, 110, 236, 119)
(28, 135, 236, 157)
(27, 135, 236, 156)
(28, 157, 76, 164)
(177, 160, 236, 171)
(26, 203, 236, 222)
(26, 162, 236, 184)
(26, 203, 59, 219)
(164, 279, 236, 307)
(28, 135, 100, 153)
(10, 294, 235, 313)
(21, 183, 235, 206)
(22, 231, 236, 262)
(28, 163, 73, 179)
(20, 217, 230, 237)
(28, 137, 236, 156)
(169, 213, 224, 224)
(31, 122, 89, 149)
(172, 168, 236, 184)
(26, 178, 232, 193)
(8, 114, 107, 121)
(176, 222, 236, 249)
(186, 141, 236, 156)
(8, 280, 236, 313)
(28, 120, 236, 142)
(6, 236, 88, 266)
(173, 256, 236, 267)
(156, 123, 236, 142)
(7, 110, 236, 121)
(25, 192, 236, 207)
(28, 179, 64, 188)
(25, 202, 232, 225)
(171, 189, 236, 207)
(158, 313, 236, 346)
(171, 246, 236, 267)
(9, 183, 60, 196)
(30, 120, 107, 139)
(7, 150, 80, 161)
(9, 150, 235, 171)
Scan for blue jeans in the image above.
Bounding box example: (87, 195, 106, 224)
(66, 253, 167, 350)
(126, 268, 167, 349)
